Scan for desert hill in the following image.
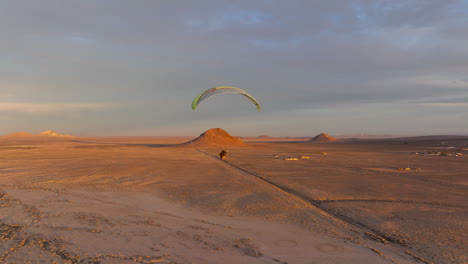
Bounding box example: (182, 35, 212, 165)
(39, 130, 68, 137)
(308, 133, 337, 143)
(39, 130, 59, 136)
(2, 130, 73, 138)
(187, 128, 244, 146)
(4, 132, 34, 138)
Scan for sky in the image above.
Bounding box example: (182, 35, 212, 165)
(1, 0, 467, 137)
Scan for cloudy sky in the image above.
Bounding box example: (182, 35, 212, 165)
(1, 0, 467, 136)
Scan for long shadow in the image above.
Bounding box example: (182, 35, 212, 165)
(245, 140, 352, 144)
(319, 198, 465, 209)
(69, 140, 192, 148)
(244, 140, 309, 144)
(195, 148, 441, 263)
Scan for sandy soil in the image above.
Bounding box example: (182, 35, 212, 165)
(0, 136, 466, 263)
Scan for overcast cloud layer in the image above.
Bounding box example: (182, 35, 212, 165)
(1, 0, 467, 136)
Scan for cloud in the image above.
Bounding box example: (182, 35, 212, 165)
(412, 95, 468, 108)
(0, 93, 15, 100)
(0, 103, 116, 113)
(0, 0, 467, 135)
(418, 102, 468, 108)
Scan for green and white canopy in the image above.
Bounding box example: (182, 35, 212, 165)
(192, 86, 261, 112)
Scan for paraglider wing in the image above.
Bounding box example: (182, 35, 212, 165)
(192, 86, 261, 111)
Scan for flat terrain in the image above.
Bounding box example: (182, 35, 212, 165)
(0, 136, 466, 263)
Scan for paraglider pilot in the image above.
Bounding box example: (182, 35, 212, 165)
(219, 149, 228, 160)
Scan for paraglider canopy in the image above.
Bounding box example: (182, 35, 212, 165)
(192, 86, 261, 112)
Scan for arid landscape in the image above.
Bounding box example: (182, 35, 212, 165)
(0, 129, 466, 264)
(3, 1, 468, 263)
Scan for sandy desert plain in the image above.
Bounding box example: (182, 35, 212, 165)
(0, 129, 466, 264)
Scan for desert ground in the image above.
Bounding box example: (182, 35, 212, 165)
(0, 131, 466, 264)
